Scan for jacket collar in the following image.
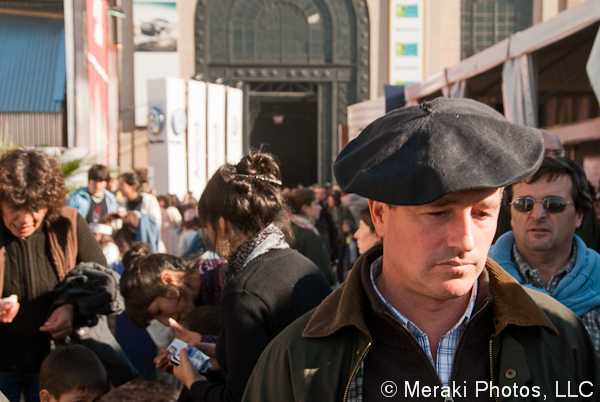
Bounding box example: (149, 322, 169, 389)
(303, 243, 557, 339)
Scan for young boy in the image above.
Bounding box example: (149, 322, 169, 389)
(39, 345, 107, 402)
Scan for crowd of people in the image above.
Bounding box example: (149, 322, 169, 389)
(2, 97, 600, 402)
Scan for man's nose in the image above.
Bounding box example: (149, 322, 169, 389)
(449, 212, 475, 252)
(529, 202, 548, 220)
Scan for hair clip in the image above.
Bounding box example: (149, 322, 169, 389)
(234, 173, 282, 186)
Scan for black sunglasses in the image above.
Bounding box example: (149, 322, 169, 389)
(510, 197, 574, 214)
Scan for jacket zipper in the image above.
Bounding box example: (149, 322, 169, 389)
(489, 339, 498, 402)
(343, 342, 372, 402)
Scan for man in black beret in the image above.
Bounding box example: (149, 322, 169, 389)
(243, 98, 600, 402)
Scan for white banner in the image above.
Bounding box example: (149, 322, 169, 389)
(389, 0, 424, 85)
(226, 87, 244, 164)
(206, 83, 227, 179)
(133, 0, 179, 126)
(147, 78, 187, 199)
(187, 80, 207, 199)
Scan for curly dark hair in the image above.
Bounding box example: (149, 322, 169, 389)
(198, 149, 288, 242)
(0, 149, 66, 221)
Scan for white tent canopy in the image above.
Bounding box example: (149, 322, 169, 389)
(405, 0, 600, 130)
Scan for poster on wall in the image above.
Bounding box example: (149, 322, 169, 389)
(206, 83, 227, 179)
(226, 87, 244, 165)
(389, 0, 424, 86)
(133, 0, 179, 126)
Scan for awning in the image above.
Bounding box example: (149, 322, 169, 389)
(405, 0, 600, 103)
(0, 14, 66, 113)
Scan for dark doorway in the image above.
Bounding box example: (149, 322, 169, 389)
(250, 98, 318, 187)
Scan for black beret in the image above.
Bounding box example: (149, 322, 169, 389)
(334, 98, 544, 205)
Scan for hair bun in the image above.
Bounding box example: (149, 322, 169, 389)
(237, 149, 281, 180)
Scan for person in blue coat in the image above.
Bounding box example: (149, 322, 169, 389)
(67, 165, 118, 223)
(490, 155, 600, 360)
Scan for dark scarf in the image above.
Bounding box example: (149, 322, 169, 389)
(225, 224, 288, 282)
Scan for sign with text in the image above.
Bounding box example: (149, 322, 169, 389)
(389, 0, 424, 86)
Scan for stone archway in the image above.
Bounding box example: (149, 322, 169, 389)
(195, 0, 370, 183)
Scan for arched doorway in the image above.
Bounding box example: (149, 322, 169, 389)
(195, 0, 370, 185)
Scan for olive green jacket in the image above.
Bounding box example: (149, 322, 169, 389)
(243, 244, 600, 401)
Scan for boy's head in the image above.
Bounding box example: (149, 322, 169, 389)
(39, 345, 108, 402)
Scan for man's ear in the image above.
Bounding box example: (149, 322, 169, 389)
(576, 211, 584, 229)
(39, 389, 53, 402)
(368, 200, 386, 238)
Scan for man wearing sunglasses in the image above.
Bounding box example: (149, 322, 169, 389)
(490, 156, 600, 360)
(243, 99, 600, 402)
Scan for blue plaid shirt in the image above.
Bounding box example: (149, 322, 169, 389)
(369, 256, 478, 386)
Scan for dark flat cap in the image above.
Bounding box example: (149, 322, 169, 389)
(334, 98, 544, 205)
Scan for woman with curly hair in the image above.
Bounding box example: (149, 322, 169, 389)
(0, 149, 116, 402)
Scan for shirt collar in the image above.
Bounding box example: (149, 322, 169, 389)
(369, 255, 478, 336)
(512, 240, 577, 290)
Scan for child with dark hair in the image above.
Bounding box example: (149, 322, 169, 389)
(39, 345, 107, 402)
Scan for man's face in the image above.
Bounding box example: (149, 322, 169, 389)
(371, 188, 502, 302)
(510, 174, 583, 255)
(88, 180, 107, 197)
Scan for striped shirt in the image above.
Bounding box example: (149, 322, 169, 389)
(369, 256, 478, 386)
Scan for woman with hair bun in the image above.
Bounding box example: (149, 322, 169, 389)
(149, 150, 331, 402)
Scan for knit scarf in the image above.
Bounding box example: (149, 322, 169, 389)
(489, 231, 600, 316)
(225, 224, 289, 282)
(290, 214, 320, 235)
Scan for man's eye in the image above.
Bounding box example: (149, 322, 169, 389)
(473, 210, 492, 219)
(428, 210, 448, 217)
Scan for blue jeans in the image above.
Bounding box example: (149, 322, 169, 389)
(0, 372, 40, 402)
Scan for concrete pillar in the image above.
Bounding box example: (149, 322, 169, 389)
(178, 0, 197, 80)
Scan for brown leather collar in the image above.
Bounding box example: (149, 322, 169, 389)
(303, 244, 557, 339)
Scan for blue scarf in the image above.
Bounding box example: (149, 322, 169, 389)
(489, 232, 600, 316)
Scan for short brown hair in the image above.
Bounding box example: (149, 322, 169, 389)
(39, 344, 107, 399)
(198, 150, 287, 241)
(88, 164, 110, 182)
(0, 149, 66, 221)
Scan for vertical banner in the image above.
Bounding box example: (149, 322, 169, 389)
(147, 78, 188, 199)
(86, 0, 109, 163)
(226, 87, 244, 164)
(133, 0, 179, 126)
(206, 83, 227, 179)
(187, 80, 207, 199)
(389, 0, 424, 85)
